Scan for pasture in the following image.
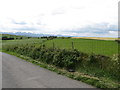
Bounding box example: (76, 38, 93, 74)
(44, 38, 119, 56)
(1, 38, 46, 51)
(1, 34, 119, 57)
(1, 35, 119, 56)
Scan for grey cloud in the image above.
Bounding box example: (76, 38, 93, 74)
(12, 26, 38, 31)
(62, 23, 117, 35)
(12, 19, 27, 25)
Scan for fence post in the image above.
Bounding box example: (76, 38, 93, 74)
(72, 42, 74, 49)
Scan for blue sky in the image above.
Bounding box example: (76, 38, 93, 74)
(0, 0, 119, 37)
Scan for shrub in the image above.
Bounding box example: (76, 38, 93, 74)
(109, 54, 120, 80)
(89, 54, 110, 69)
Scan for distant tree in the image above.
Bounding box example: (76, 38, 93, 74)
(67, 37, 71, 39)
(41, 36, 57, 40)
(2, 36, 14, 40)
(41, 36, 47, 39)
(115, 40, 120, 43)
(28, 37, 31, 39)
(61, 37, 65, 39)
(9, 38, 14, 40)
(20, 37, 22, 39)
(2, 36, 8, 40)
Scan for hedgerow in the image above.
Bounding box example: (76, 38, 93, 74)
(3, 43, 120, 81)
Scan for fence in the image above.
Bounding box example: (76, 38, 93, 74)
(43, 40, 119, 56)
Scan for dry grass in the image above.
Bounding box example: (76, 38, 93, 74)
(72, 37, 118, 40)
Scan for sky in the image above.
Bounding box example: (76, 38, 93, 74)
(0, 0, 119, 37)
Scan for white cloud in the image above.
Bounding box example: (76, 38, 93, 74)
(0, 0, 119, 37)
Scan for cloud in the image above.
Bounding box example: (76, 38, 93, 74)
(12, 20, 27, 25)
(0, 0, 118, 37)
(51, 8, 66, 15)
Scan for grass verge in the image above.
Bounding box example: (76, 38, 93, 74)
(2, 50, 120, 89)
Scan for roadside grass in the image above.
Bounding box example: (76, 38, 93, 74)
(44, 38, 119, 56)
(2, 50, 120, 89)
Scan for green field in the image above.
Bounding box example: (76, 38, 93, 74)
(1, 38, 46, 51)
(44, 38, 119, 56)
(1, 36, 119, 56)
(2, 38, 44, 46)
(1, 34, 119, 56)
(0, 34, 46, 49)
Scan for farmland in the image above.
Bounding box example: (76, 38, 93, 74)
(1, 36, 119, 57)
(1, 34, 119, 57)
(44, 38, 119, 56)
(1, 34, 120, 88)
(0, 34, 46, 50)
(72, 37, 118, 40)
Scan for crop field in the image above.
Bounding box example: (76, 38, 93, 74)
(72, 37, 118, 40)
(44, 38, 119, 56)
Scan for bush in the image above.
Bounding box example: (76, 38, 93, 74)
(115, 39, 120, 43)
(2, 36, 14, 40)
(109, 54, 120, 80)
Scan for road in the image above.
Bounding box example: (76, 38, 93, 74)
(2, 52, 96, 88)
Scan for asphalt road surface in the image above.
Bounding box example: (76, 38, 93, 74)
(2, 52, 96, 88)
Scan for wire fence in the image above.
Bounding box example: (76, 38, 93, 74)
(44, 41, 119, 56)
